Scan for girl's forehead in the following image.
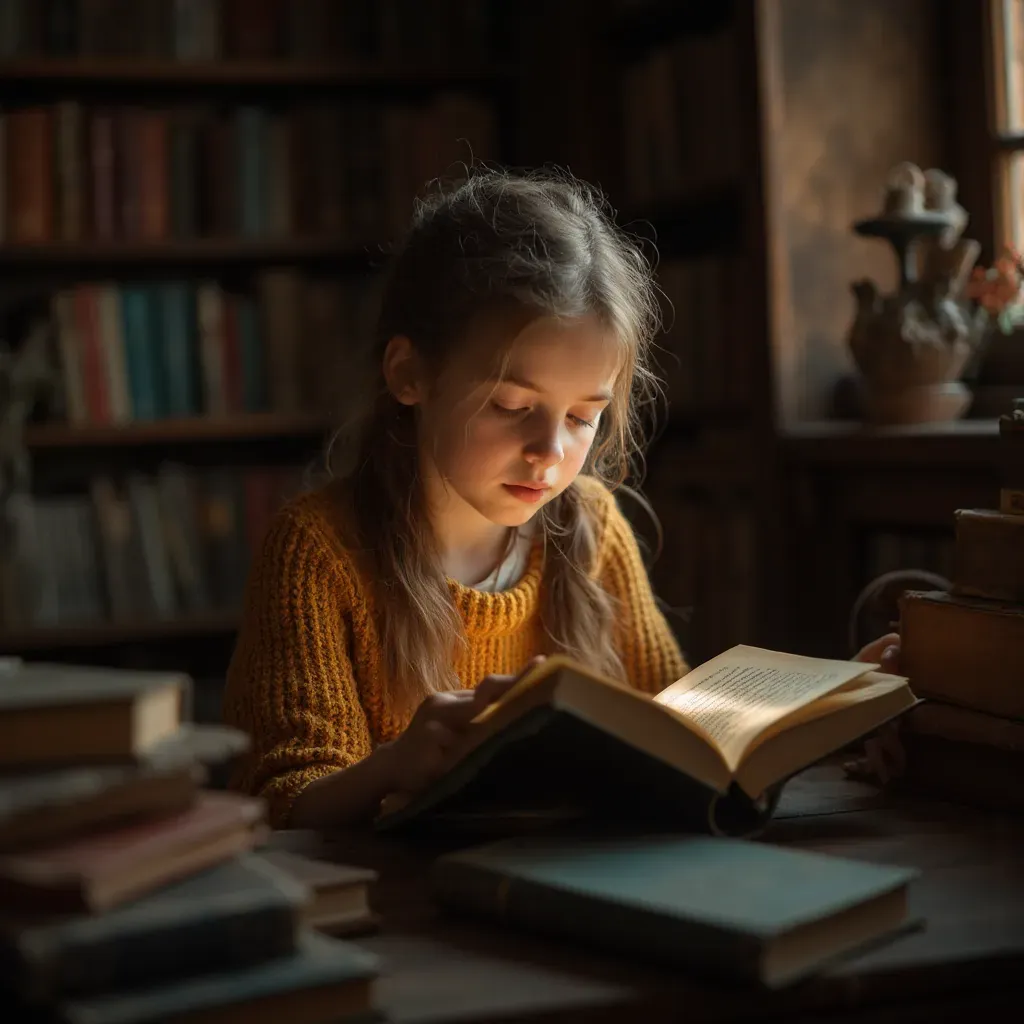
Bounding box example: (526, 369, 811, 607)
(461, 311, 623, 385)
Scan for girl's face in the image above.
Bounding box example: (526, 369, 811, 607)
(404, 312, 622, 529)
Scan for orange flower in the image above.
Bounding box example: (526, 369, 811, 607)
(966, 245, 1024, 316)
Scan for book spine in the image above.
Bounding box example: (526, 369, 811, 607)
(900, 592, 1024, 719)
(15, 898, 299, 1003)
(952, 509, 1024, 603)
(999, 488, 1024, 516)
(430, 857, 762, 985)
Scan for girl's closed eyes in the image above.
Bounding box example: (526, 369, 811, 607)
(490, 401, 598, 430)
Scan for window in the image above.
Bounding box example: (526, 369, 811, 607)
(994, 0, 1024, 249)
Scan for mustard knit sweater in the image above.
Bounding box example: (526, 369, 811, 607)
(223, 474, 688, 827)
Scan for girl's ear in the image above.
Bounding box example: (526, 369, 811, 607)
(383, 335, 427, 405)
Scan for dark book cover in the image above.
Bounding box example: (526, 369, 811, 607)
(0, 664, 189, 716)
(1, 854, 306, 1003)
(433, 834, 919, 988)
(55, 930, 379, 1024)
(0, 724, 248, 853)
(0, 791, 264, 914)
(0, 663, 189, 768)
(375, 704, 778, 839)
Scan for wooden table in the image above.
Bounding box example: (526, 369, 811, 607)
(290, 765, 1024, 1023)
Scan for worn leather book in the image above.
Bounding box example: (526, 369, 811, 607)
(1001, 488, 1024, 514)
(256, 850, 377, 937)
(900, 590, 1024, 719)
(432, 834, 918, 988)
(0, 725, 248, 854)
(899, 733, 1024, 813)
(903, 700, 1024, 750)
(0, 791, 265, 915)
(0, 663, 188, 768)
(377, 646, 916, 837)
(897, 700, 1024, 813)
(952, 508, 1024, 602)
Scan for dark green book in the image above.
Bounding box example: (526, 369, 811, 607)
(1, 854, 306, 1003)
(55, 931, 379, 1024)
(431, 834, 919, 988)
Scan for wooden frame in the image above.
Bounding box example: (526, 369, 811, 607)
(982, 0, 1024, 252)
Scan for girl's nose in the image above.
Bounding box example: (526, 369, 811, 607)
(523, 428, 564, 468)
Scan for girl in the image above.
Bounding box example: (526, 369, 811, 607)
(223, 168, 897, 831)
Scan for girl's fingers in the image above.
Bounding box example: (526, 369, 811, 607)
(855, 632, 900, 664)
(423, 718, 459, 751)
(473, 656, 547, 707)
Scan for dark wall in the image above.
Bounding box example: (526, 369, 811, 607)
(776, 0, 947, 420)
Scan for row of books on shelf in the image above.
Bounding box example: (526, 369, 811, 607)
(0, 463, 303, 632)
(655, 256, 750, 414)
(22, 270, 378, 427)
(0, 0, 514, 65)
(0, 93, 497, 244)
(0, 662, 378, 1020)
(621, 29, 741, 210)
(645, 487, 757, 667)
(862, 529, 956, 587)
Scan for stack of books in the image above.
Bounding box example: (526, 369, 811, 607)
(898, 405, 1024, 812)
(0, 660, 379, 1023)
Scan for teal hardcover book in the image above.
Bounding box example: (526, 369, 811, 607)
(432, 834, 919, 988)
(1, 854, 305, 1002)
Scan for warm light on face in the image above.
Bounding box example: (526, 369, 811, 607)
(418, 312, 622, 527)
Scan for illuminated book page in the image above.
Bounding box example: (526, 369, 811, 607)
(654, 645, 873, 770)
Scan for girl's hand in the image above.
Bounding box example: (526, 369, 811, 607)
(844, 632, 905, 784)
(854, 631, 901, 674)
(381, 656, 545, 796)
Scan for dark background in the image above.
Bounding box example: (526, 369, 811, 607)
(0, 0, 1010, 722)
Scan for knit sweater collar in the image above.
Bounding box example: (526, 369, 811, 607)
(447, 540, 544, 639)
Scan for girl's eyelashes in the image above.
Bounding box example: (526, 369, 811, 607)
(491, 401, 597, 430)
(491, 402, 528, 418)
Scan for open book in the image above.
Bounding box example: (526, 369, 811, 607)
(376, 645, 917, 836)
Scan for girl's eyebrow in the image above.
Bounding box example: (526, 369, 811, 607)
(500, 373, 612, 404)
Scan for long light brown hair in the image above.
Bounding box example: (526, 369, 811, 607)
(328, 168, 662, 720)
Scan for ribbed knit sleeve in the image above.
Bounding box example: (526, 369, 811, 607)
(591, 484, 689, 695)
(222, 505, 373, 828)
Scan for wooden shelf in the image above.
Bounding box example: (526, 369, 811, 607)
(0, 237, 384, 269)
(25, 413, 330, 449)
(0, 612, 240, 654)
(780, 419, 1003, 468)
(0, 59, 515, 89)
(625, 184, 741, 258)
(609, 0, 734, 53)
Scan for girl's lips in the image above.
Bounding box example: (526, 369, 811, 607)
(503, 483, 550, 503)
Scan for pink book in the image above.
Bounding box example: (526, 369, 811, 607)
(0, 791, 265, 915)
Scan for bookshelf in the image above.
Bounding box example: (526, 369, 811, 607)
(599, 0, 1002, 666)
(24, 411, 330, 449)
(0, 59, 515, 88)
(0, 0, 520, 678)
(600, 0, 772, 667)
(0, 611, 241, 657)
(0, 239, 382, 269)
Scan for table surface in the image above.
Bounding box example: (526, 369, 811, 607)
(280, 764, 1024, 1024)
